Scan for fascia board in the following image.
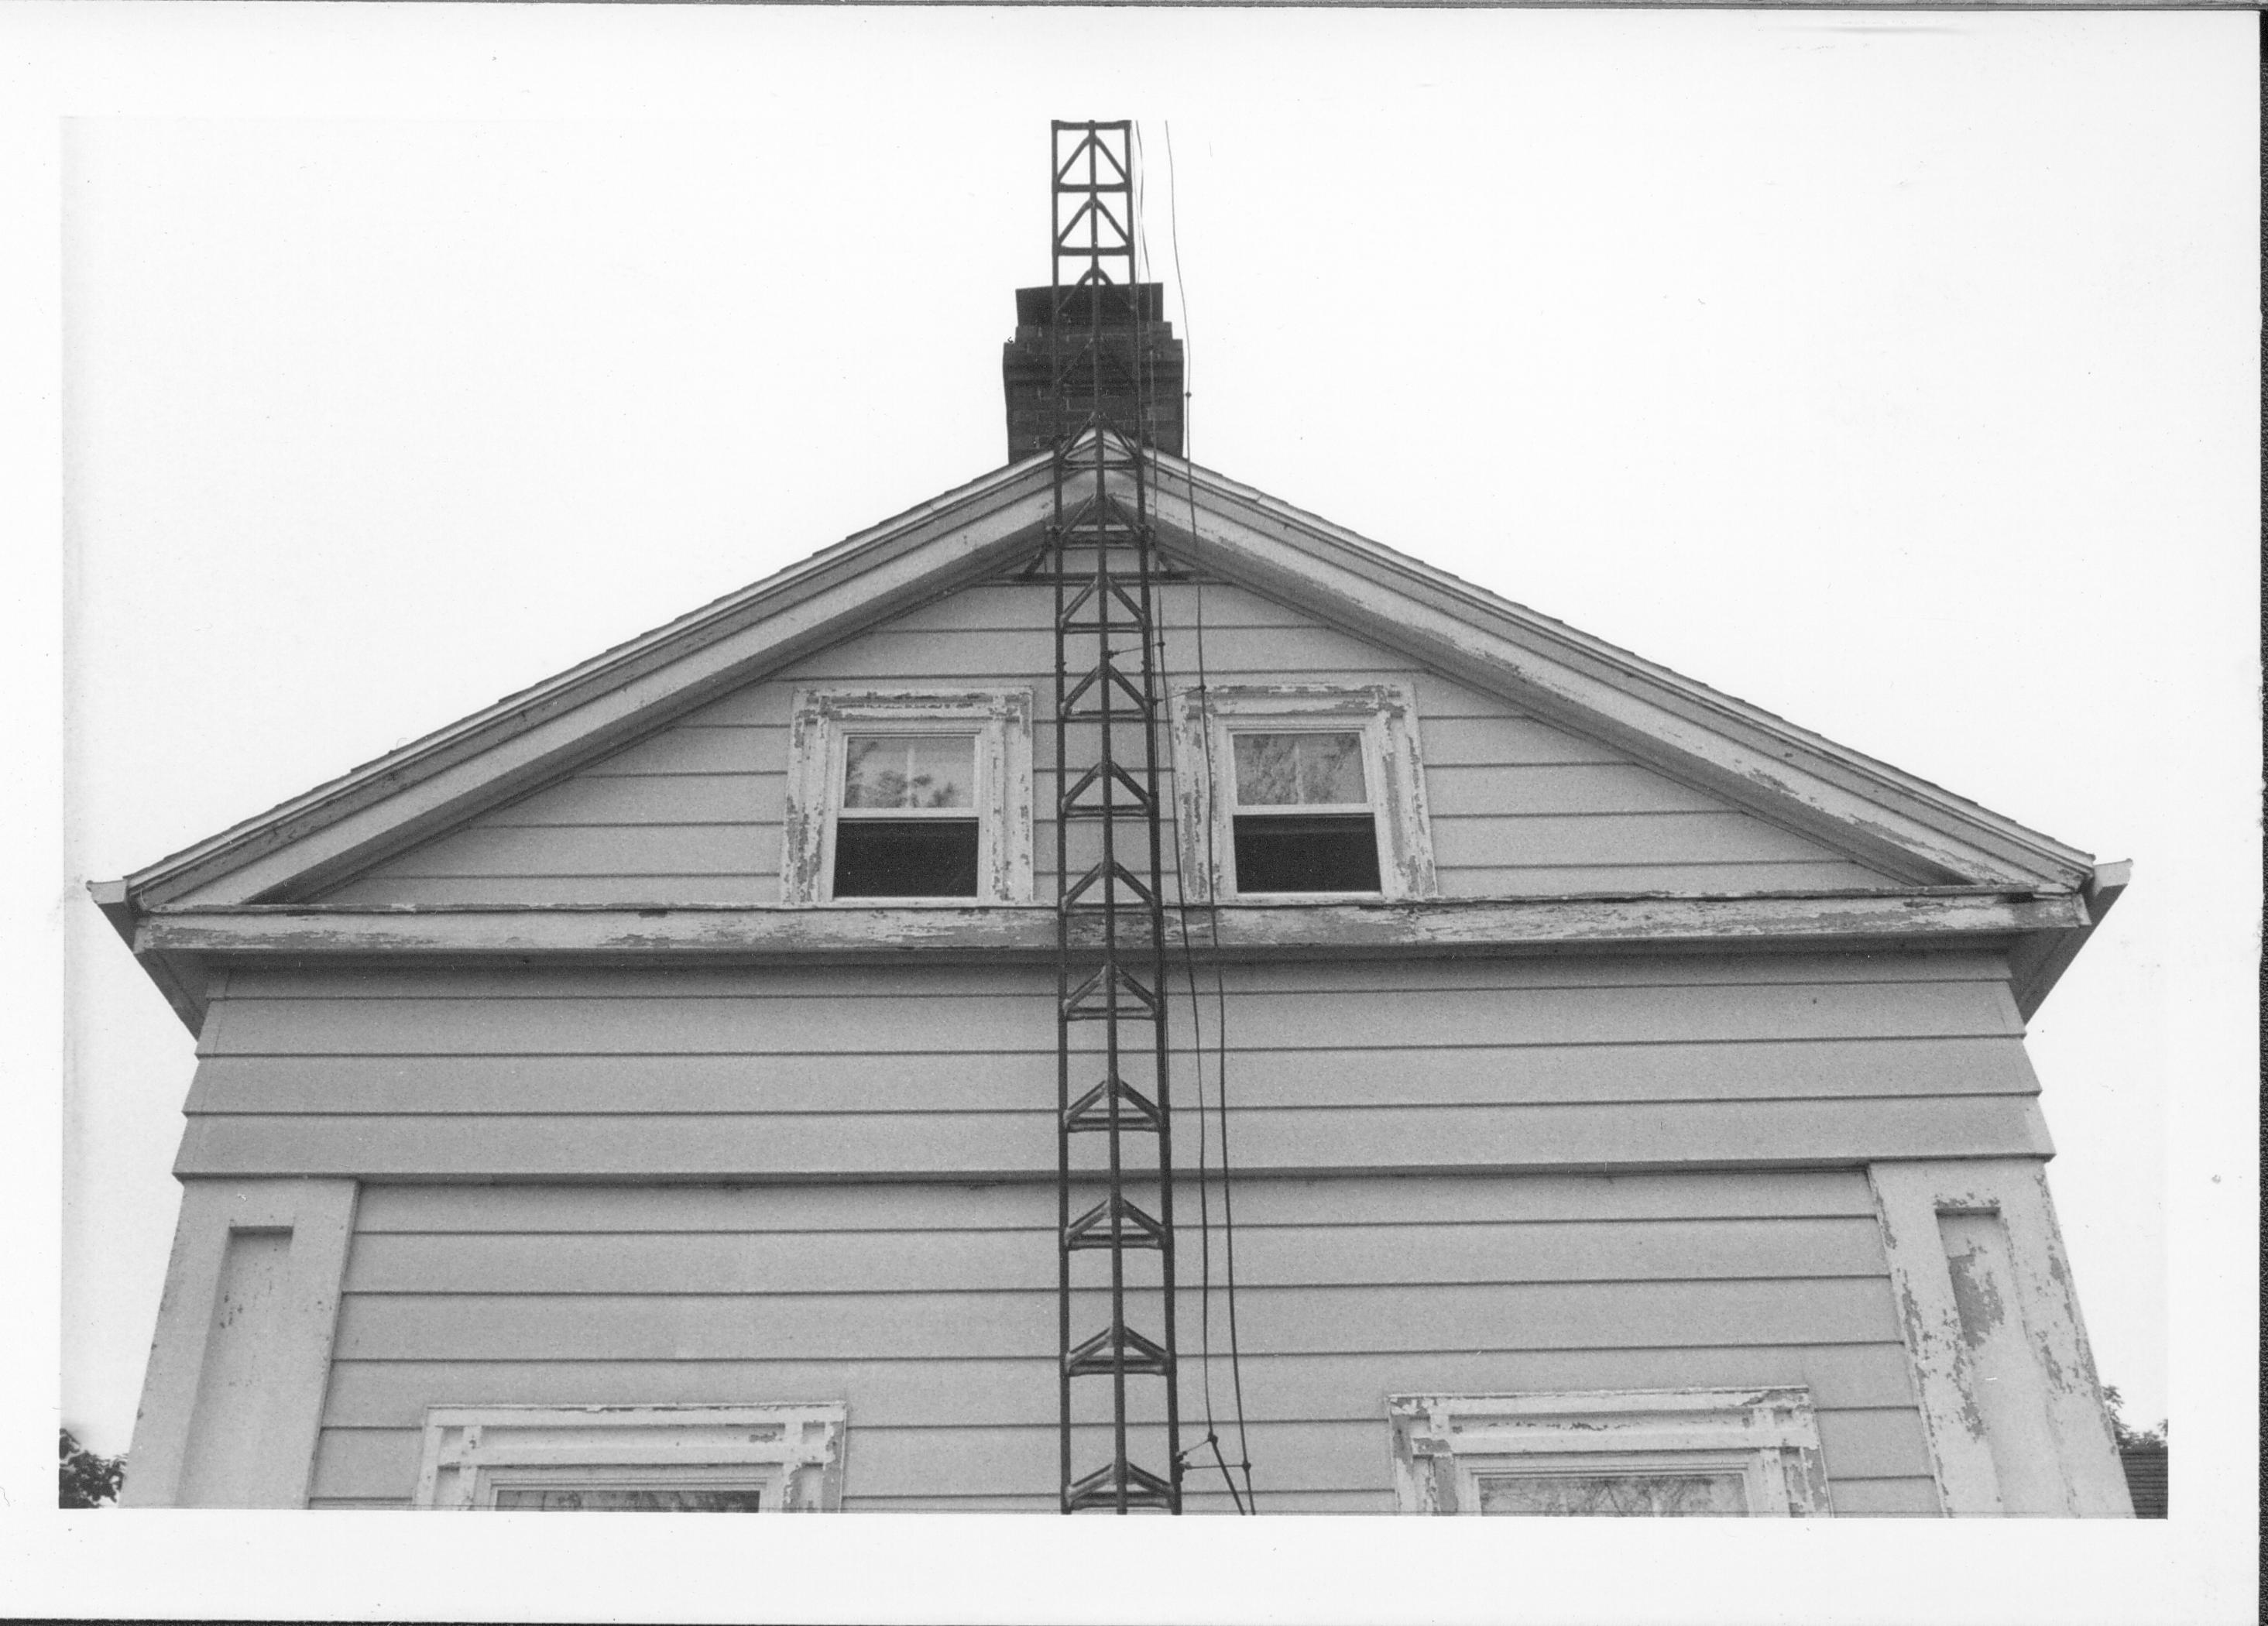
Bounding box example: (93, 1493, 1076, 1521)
(122, 454, 1059, 910)
(129, 890, 2081, 1034)
(2008, 859, 2132, 1020)
(87, 879, 209, 1032)
(1148, 455, 2095, 892)
(139, 890, 2084, 963)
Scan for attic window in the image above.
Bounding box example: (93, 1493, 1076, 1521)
(1172, 684, 1436, 904)
(783, 689, 1034, 906)
(834, 734, 980, 897)
(1228, 731, 1381, 894)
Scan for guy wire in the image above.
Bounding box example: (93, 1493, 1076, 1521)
(1150, 118, 1258, 1513)
(1132, 122, 1238, 1513)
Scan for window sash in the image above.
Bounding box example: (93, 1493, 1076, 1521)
(839, 732, 978, 813)
(1227, 729, 1373, 813)
(835, 806, 981, 822)
(1223, 726, 1387, 896)
(830, 724, 983, 898)
(478, 1463, 786, 1512)
(1454, 1449, 1769, 1518)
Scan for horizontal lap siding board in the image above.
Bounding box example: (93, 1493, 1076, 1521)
(339, 1216, 1893, 1294)
(348, 1168, 1889, 1231)
(310, 1171, 1934, 1513)
(205, 967, 2020, 1055)
(314, 580, 1891, 905)
(180, 954, 2045, 1178)
(220, 953, 2015, 999)
(335, 1282, 1902, 1361)
(319, 1344, 1923, 1425)
(1437, 863, 1891, 897)
(190, 1037, 2040, 1114)
(1430, 814, 1872, 870)
(177, 1096, 2050, 1178)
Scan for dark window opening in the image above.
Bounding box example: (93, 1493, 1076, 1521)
(1232, 813, 1381, 894)
(832, 818, 980, 898)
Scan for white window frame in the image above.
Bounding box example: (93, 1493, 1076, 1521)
(782, 688, 1034, 905)
(1168, 682, 1436, 904)
(1386, 1388, 1831, 1517)
(413, 1403, 848, 1512)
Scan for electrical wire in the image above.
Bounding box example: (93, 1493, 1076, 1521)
(1122, 123, 1241, 1517)
(1132, 121, 1235, 1511)
(1144, 118, 1258, 1514)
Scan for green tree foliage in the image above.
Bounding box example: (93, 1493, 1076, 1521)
(2101, 1384, 2167, 1449)
(59, 1428, 124, 1508)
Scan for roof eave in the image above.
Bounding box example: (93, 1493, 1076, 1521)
(108, 435, 2097, 926)
(118, 885, 2091, 1035)
(1148, 449, 2096, 892)
(2008, 859, 2132, 1020)
(115, 448, 1062, 911)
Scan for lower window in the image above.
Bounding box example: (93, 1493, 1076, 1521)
(413, 1403, 847, 1512)
(1387, 1388, 1831, 1517)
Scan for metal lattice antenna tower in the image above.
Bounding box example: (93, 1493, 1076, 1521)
(1043, 119, 1182, 1514)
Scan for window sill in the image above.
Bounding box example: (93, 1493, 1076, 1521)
(1222, 890, 1387, 904)
(815, 895, 996, 907)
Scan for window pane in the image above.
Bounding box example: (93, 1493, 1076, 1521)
(1474, 1472, 1748, 1517)
(491, 1486, 765, 1512)
(1232, 732, 1365, 806)
(843, 734, 974, 810)
(833, 818, 980, 897)
(1232, 812, 1381, 893)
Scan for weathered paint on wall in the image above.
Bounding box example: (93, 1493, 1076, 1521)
(309, 1171, 1937, 1513)
(146, 945, 2047, 1514)
(175, 952, 2048, 1182)
(313, 581, 1891, 907)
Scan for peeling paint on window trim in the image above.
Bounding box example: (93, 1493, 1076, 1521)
(1384, 1387, 1831, 1517)
(413, 1402, 849, 1513)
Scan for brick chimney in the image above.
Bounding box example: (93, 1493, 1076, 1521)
(1001, 283, 1184, 461)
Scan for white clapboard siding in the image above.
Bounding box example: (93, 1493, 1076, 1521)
(318, 1343, 1923, 1429)
(330, 1281, 1900, 1367)
(345, 1168, 1887, 1233)
(340, 1216, 1892, 1295)
(179, 954, 2045, 1178)
(188, 1035, 2040, 1117)
(220, 949, 2006, 1001)
(314, 577, 1891, 905)
(307, 1169, 1936, 1511)
(178, 1096, 2048, 1180)
(203, 966, 2019, 1056)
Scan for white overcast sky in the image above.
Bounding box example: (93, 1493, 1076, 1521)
(10, 5, 2259, 1622)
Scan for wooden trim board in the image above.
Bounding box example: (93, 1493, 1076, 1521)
(119, 1178, 359, 1508)
(1866, 1158, 2132, 1516)
(139, 890, 2084, 962)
